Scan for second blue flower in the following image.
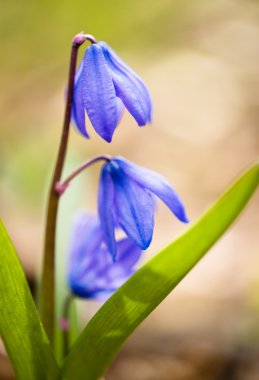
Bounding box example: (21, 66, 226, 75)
(98, 157, 189, 259)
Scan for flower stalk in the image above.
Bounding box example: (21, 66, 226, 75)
(40, 33, 95, 343)
(55, 154, 112, 195)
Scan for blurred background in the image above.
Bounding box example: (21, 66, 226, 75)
(0, 0, 259, 379)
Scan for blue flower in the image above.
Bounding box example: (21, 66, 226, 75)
(72, 41, 152, 142)
(68, 212, 141, 299)
(98, 157, 189, 259)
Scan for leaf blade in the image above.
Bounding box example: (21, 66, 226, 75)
(62, 163, 259, 380)
(0, 220, 60, 380)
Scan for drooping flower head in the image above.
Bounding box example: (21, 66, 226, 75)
(68, 212, 141, 299)
(98, 157, 189, 259)
(72, 41, 152, 142)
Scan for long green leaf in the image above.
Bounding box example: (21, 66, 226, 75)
(62, 163, 259, 380)
(0, 220, 60, 380)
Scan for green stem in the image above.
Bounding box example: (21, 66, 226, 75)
(40, 34, 92, 343)
(61, 293, 73, 358)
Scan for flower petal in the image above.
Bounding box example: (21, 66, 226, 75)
(82, 44, 118, 142)
(98, 165, 117, 258)
(86, 239, 140, 298)
(114, 157, 189, 223)
(110, 238, 141, 273)
(68, 213, 103, 291)
(117, 97, 125, 124)
(71, 63, 89, 138)
(100, 43, 151, 126)
(71, 246, 113, 299)
(99, 41, 152, 122)
(109, 161, 154, 249)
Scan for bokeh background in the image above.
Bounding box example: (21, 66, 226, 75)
(0, 0, 259, 379)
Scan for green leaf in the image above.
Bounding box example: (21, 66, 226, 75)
(68, 297, 80, 347)
(0, 220, 60, 380)
(62, 163, 259, 380)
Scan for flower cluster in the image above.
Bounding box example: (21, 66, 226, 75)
(66, 36, 188, 301)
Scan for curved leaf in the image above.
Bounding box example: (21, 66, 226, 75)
(0, 220, 60, 380)
(62, 163, 259, 380)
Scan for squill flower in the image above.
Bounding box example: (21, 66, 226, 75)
(98, 157, 189, 259)
(68, 212, 141, 299)
(72, 41, 152, 142)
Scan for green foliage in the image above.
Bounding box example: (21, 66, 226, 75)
(0, 220, 60, 380)
(0, 163, 258, 379)
(62, 163, 259, 380)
